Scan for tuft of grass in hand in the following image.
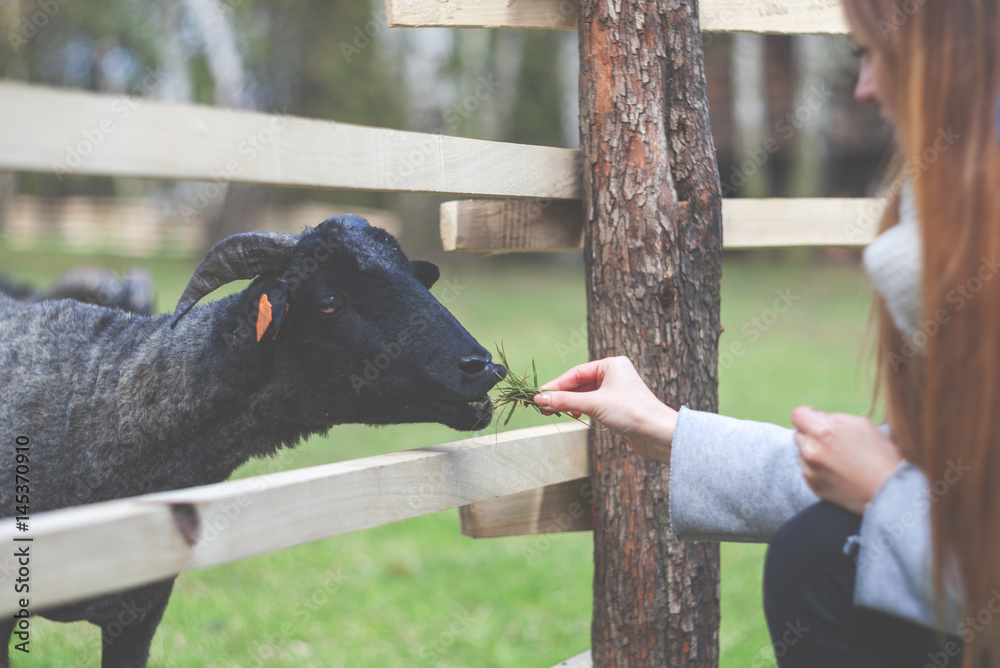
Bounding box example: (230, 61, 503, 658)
(491, 343, 573, 428)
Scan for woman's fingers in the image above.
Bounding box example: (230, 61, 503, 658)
(535, 389, 598, 416)
(790, 406, 835, 440)
(791, 408, 902, 515)
(535, 356, 649, 424)
(539, 360, 606, 392)
(794, 430, 822, 460)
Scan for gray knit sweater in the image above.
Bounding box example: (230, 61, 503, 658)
(668, 409, 957, 631)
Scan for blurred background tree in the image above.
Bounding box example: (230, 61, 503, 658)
(0, 0, 891, 259)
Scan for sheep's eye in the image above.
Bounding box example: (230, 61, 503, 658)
(318, 295, 344, 315)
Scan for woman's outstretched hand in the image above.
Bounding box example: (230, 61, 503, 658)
(534, 357, 677, 464)
(791, 406, 904, 515)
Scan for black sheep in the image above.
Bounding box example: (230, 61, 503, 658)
(0, 266, 156, 315)
(0, 214, 505, 667)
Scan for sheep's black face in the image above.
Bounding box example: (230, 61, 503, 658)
(270, 218, 506, 431)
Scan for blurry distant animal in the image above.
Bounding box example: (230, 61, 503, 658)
(0, 266, 155, 315)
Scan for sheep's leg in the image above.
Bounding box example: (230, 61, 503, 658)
(100, 582, 173, 668)
(0, 617, 13, 668)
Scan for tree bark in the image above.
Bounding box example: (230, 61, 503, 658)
(578, 0, 722, 665)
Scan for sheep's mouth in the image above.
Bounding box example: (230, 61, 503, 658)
(464, 397, 490, 413)
(435, 394, 493, 431)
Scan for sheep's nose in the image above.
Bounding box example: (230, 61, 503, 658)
(458, 352, 506, 384)
(458, 354, 491, 376)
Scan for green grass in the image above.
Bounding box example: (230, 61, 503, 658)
(0, 247, 875, 667)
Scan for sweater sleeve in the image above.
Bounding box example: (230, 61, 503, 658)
(668, 406, 819, 542)
(668, 408, 969, 630)
(854, 462, 966, 632)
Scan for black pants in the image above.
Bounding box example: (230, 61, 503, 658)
(763, 502, 964, 668)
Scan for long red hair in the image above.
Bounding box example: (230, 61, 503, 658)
(844, 0, 1000, 664)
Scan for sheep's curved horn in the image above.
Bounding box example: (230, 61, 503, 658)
(171, 232, 300, 328)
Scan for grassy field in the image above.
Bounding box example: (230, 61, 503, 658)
(0, 247, 875, 667)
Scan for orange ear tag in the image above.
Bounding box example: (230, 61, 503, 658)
(256, 294, 273, 342)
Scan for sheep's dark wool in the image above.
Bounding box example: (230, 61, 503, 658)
(0, 215, 504, 668)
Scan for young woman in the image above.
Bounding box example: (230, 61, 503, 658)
(535, 1, 1000, 666)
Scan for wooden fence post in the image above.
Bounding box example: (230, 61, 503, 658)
(579, 0, 723, 664)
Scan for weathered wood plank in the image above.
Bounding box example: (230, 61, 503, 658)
(441, 197, 883, 251)
(722, 197, 884, 247)
(0, 82, 581, 199)
(0, 423, 588, 616)
(553, 650, 594, 668)
(459, 476, 594, 537)
(441, 199, 583, 252)
(386, 0, 848, 33)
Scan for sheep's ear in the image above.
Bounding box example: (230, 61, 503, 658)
(253, 282, 290, 342)
(411, 261, 440, 289)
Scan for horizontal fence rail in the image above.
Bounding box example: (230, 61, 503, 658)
(0, 82, 581, 199)
(0, 83, 883, 252)
(553, 650, 594, 668)
(460, 476, 594, 537)
(386, 0, 848, 33)
(0, 423, 588, 616)
(441, 197, 884, 252)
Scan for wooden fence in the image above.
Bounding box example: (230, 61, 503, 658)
(0, 2, 878, 665)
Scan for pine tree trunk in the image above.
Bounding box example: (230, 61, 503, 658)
(578, 0, 722, 665)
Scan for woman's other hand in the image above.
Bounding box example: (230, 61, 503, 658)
(534, 357, 677, 464)
(791, 406, 904, 515)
